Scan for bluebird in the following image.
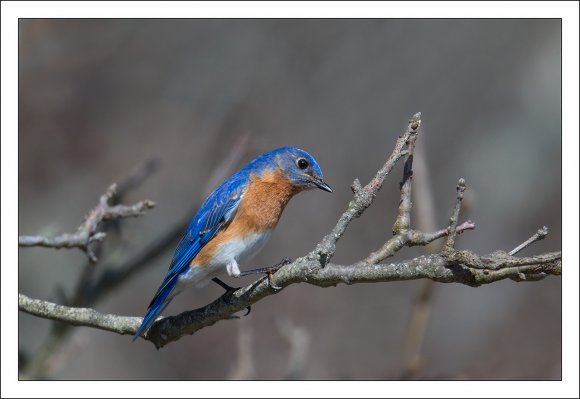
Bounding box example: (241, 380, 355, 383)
(133, 146, 331, 341)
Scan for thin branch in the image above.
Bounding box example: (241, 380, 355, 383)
(507, 226, 552, 281)
(18, 249, 561, 348)
(363, 138, 475, 265)
(18, 184, 155, 262)
(19, 293, 140, 336)
(411, 221, 475, 245)
(392, 116, 419, 235)
(311, 112, 422, 266)
(509, 226, 549, 256)
(443, 178, 467, 252)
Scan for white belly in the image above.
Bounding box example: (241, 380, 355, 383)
(177, 230, 272, 288)
(210, 230, 272, 267)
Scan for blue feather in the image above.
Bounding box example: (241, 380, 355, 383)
(131, 276, 179, 342)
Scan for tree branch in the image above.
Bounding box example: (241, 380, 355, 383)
(443, 178, 467, 252)
(18, 184, 155, 262)
(311, 112, 422, 266)
(19, 293, 140, 336)
(18, 112, 561, 351)
(509, 226, 549, 256)
(19, 248, 561, 348)
(363, 120, 474, 265)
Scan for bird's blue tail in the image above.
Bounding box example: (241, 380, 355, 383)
(132, 278, 178, 342)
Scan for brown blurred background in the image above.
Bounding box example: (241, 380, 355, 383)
(18, 19, 561, 380)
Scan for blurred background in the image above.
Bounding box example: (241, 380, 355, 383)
(18, 19, 561, 380)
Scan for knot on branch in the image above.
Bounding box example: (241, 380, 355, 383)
(456, 178, 466, 195)
(409, 112, 422, 131)
(103, 183, 119, 203)
(350, 178, 363, 194)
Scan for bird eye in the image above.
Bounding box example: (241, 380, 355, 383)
(297, 158, 309, 170)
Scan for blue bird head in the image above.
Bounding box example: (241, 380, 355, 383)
(264, 146, 332, 193)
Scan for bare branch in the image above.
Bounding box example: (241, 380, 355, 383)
(412, 221, 476, 245)
(19, 293, 140, 335)
(443, 178, 467, 252)
(392, 116, 419, 235)
(18, 184, 155, 262)
(19, 248, 561, 348)
(312, 112, 422, 265)
(363, 131, 475, 265)
(18, 113, 560, 353)
(509, 226, 549, 256)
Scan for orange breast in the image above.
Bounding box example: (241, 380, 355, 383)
(236, 168, 301, 231)
(193, 168, 300, 267)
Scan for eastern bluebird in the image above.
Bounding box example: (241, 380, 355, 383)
(133, 146, 331, 341)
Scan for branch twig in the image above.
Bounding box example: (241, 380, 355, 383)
(509, 226, 549, 256)
(19, 293, 140, 335)
(18, 184, 155, 262)
(311, 112, 422, 266)
(508, 226, 552, 281)
(443, 178, 467, 253)
(363, 121, 474, 265)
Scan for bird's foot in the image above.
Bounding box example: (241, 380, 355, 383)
(237, 257, 293, 290)
(211, 277, 251, 317)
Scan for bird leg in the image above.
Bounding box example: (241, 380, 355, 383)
(211, 277, 251, 317)
(211, 277, 236, 291)
(237, 257, 293, 290)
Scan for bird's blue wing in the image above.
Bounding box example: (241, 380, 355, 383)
(132, 177, 247, 341)
(156, 186, 244, 297)
(170, 188, 241, 270)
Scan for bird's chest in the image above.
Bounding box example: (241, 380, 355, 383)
(235, 173, 299, 230)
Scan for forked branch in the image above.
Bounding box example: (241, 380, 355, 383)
(18, 113, 561, 349)
(19, 184, 155, 262)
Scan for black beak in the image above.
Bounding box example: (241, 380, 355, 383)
(314, 179, 333, 193)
